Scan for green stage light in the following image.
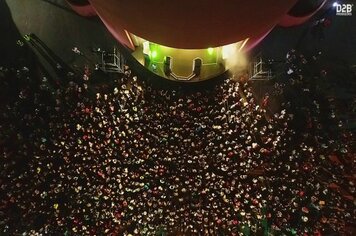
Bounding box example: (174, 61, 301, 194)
(151, 50, 158, 59)
(207, 47, 214, 55)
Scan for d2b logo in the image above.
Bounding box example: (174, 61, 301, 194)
(334, 3, 353, 16)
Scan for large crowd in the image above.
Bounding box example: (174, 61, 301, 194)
(0, 47, 355, 235)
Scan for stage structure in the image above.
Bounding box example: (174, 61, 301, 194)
(66, 0, 327, 82)
(100, 48, 125, 74)
(249, 55, 273, 81)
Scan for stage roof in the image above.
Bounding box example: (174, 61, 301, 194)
(89, 0, 297, 49)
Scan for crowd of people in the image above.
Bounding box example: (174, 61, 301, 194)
(0, 47, 354, 235)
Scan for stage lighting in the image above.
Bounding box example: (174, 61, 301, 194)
(151, 50, 158, 59)
(143, 41, 150, 55)
(222, 43, 236, 59)
(207, 47, 214, 55)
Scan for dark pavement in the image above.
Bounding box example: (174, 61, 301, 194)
(254, 3, 356, 65)
(3, 0, 119, 70)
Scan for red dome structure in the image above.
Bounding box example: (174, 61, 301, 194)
(88, 0, 297, 49)
(66, 0, 326, 81)
(279, 0, 327, 27)
(66, 0, 97, 17)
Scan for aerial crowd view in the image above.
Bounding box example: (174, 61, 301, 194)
(0, 0, 355, 235)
